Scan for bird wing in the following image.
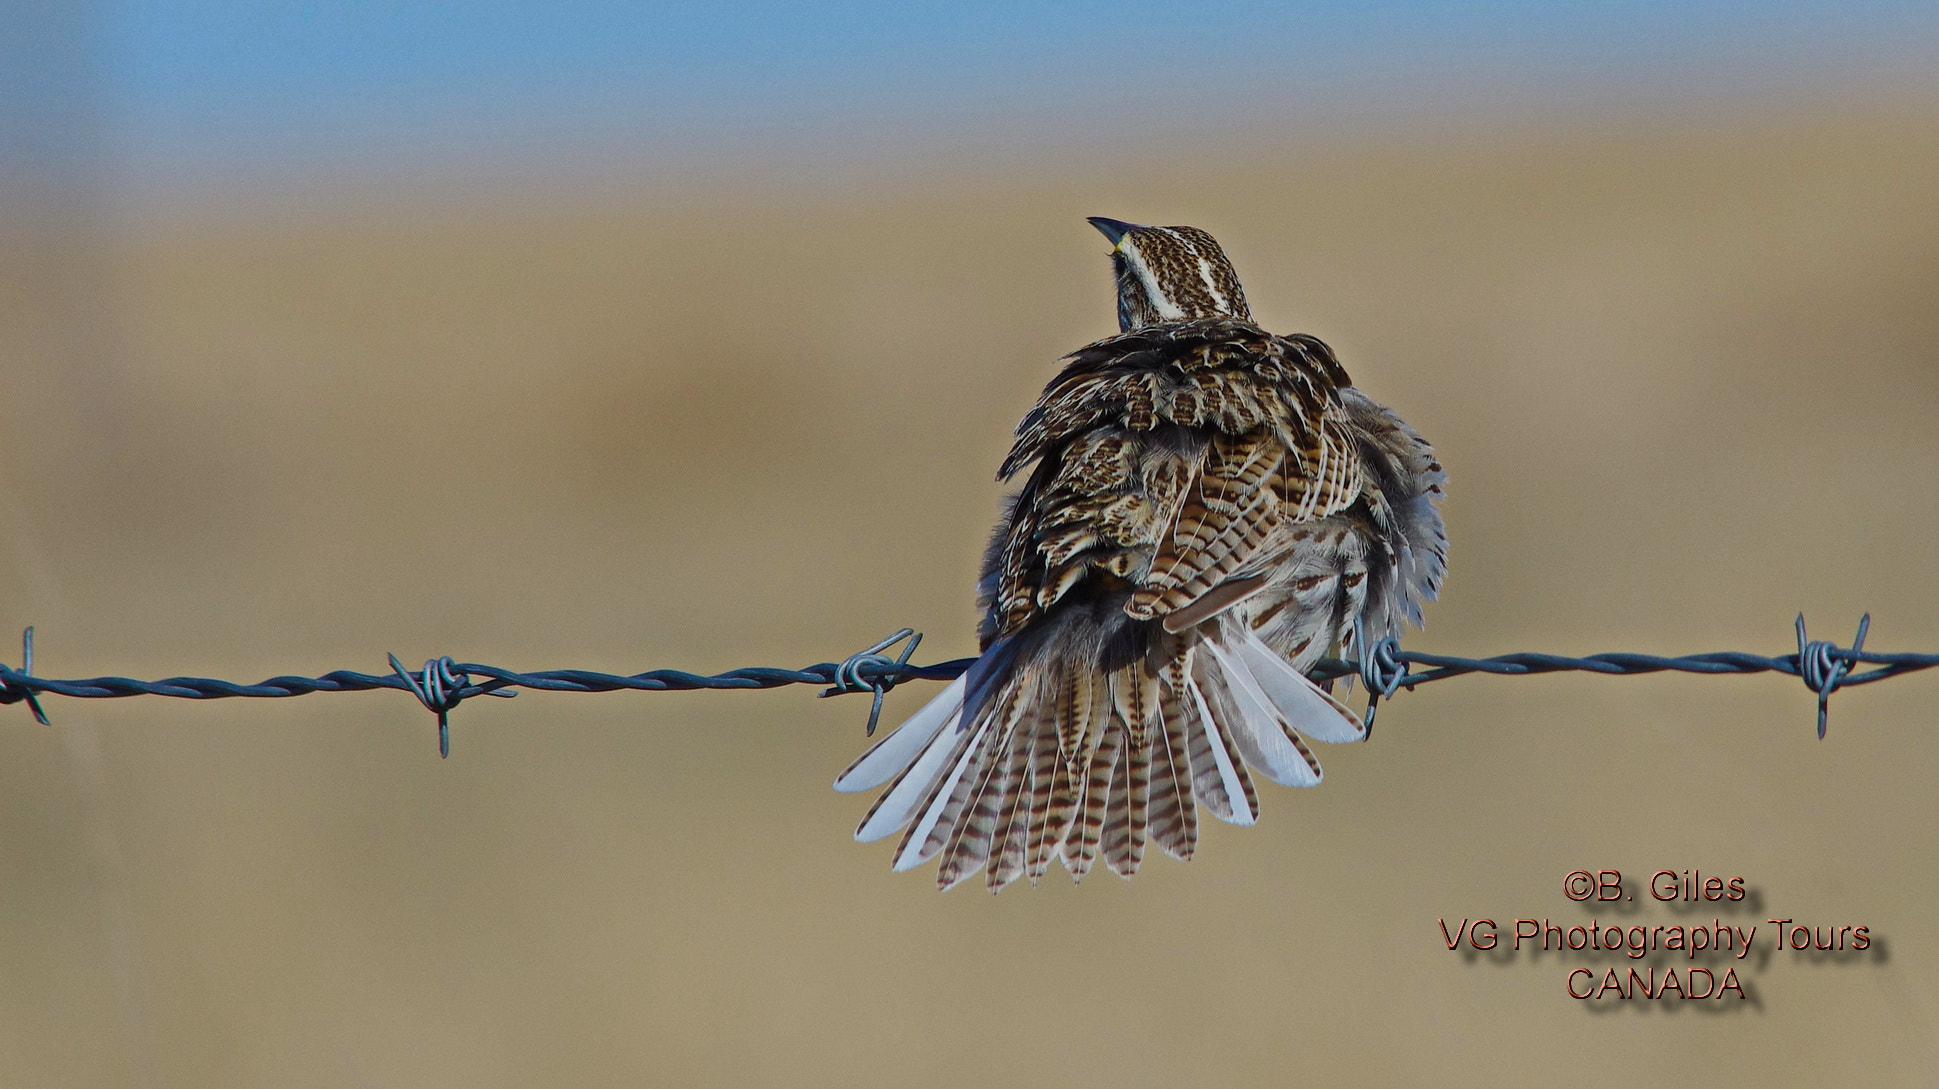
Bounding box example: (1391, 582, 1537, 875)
(1124, 333, 1364, 628)
(990, 321, 1364, 638)
(1129, 416, 1360, 625)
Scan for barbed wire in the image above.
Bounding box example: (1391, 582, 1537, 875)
(0, 615, 1931, 756)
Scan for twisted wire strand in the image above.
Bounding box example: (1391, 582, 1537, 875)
(0, 615, 1931, 753)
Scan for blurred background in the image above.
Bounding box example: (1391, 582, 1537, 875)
(3, 2, 1938, 1085)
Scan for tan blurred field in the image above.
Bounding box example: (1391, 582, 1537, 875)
(3, 102, 1938, 1086)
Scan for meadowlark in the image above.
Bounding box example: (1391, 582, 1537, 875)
(835, 218, 1447, 891)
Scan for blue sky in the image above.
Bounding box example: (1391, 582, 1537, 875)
(16, 1, 1939, 198)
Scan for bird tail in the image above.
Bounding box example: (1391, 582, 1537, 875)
(833, 613, 1362, 892)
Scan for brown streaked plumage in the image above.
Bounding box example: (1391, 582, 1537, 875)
(835, 218, 1447, 891)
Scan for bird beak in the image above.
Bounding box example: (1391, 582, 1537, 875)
(1086, 217, 1143, 246)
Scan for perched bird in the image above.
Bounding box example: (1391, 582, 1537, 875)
(835, 218, 1446, 891)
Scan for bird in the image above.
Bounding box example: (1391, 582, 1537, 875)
(834, 218, 1446, 892)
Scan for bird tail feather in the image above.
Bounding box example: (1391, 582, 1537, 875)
(836, 614, 1362, 891)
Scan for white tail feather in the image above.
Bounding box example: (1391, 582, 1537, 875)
(833, 675, 967, 793)
(1186, 676, 1256, 825)
(1233, 628, 1365, 743)
(1194, 652, 1281, 783)
(854, 708, 967, 843)
(1202, 641, 1322, 787)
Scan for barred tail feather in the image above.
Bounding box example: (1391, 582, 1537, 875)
(1100, 725, 1149, 877)
(1025, 756, 1071, 881)
(1147, 670, 1199, 860)
(984, 719, 1037, 891)
(942, 703, 1035, 889)
(890, 710, 999, 871)
(919, 692, 1026, 884)
(1062, 721, 1121, 880)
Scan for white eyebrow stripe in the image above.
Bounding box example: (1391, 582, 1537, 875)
(1197, 256, 1229, 312)
(1119, 236, 1186, 321)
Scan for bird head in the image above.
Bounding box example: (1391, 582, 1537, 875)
(1087, 217, 1253, 333)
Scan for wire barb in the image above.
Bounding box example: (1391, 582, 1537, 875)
(387, 654, 517, 758)
(1794, 613, 1868, 740)
(0, 627, 50, 725)
(818, 628, 923, 736)
(1352, 618, 1410, 738)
